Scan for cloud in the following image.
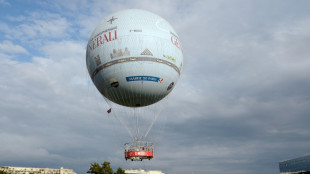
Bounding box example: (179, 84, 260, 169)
(0, 39, 117, 171)
(0, 133, 61, 161)
(0, 40, 28, 54)
(2, 12, 71, 44)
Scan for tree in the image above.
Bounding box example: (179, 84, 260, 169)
(87, 161, 114, 174)
(298, 172, 310, 174)
(114, 168, 125, 174)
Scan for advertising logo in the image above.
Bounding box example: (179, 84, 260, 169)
(126, 76, 163, 83)
(88, 27, 117, 51)
(110, 48, 130, 59)
(167, 82, 174, 91)
(107, 16, 118, 24)
(140, 48, 153, 56)
(163, 54, 176, 62)
(94, 55, 101, 66)
(109, 78, 119, 88)
(170, 31, 182, 51)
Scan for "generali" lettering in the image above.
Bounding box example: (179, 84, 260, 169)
(88, 29, 117, 51)
(171, 35, 182, 51)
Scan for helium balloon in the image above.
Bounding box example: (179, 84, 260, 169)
(86, 9, 183, 107)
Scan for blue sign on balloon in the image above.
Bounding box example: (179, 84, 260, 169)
(126, 76, 163, 83)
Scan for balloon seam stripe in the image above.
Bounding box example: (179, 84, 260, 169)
(90, 57, 180, 80)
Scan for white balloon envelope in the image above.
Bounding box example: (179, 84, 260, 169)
(86, 9, 183, 107)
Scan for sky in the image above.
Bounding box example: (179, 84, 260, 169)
(1, 0, 310, 174)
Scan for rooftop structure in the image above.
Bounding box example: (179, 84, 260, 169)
(0, 166, 76, 174)
(279, 154, 310, 174)
(125, 169, 164, 174)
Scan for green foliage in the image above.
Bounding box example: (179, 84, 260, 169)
(114, 168, 125, 174)
(297, 171, 310, 174)
(0, 170, 8, 174)
(87, 161, 123, 174)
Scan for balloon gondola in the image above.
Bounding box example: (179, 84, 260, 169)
(124, 141, 154, 161)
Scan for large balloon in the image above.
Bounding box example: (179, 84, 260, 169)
(86, 9, 183, 107)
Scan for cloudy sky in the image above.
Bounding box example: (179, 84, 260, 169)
(1, 0, 310, 174)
